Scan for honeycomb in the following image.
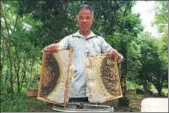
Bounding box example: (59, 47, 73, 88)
(38, 51, 122, 105)
(40, 52, 60, 96)
(85, 54, 122, 103)
(101, 56, 120, 96)
(38, 50, 72, 104)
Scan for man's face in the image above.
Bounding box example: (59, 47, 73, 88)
(77, 9, 94, 31)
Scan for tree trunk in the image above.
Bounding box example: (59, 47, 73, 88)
(157, 88, 162, 96)
(8, 46, 14, 94)
(14, 48, 21, 94)
(120, 60, 127, 96)
(21, 58, 27, 90)
(3, 17, 14, 96)
(156, 82, 162, 96)
(2, 6, 19, 95)
(7, 47, 14, 95)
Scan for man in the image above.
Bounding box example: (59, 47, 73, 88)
(43, 4, 123, 102)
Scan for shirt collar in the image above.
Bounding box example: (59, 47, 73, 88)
(73, 30, 97, 39)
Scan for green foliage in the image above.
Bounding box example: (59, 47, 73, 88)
(136, 32, 168, 95)
(1, 1, 41, 95)
(126, 81, 142, 90)
(153, 1, 168, 33)
(18, 0, 80, 47)
(127, 94, 142, 112)
(150, 1, 168, 95)
(1, 94, 52, 112)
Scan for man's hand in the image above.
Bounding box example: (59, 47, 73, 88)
(107, 48, 119, 61)
(42, 44, 60, 53)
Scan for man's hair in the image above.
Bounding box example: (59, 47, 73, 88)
(77, 4, 94, 17)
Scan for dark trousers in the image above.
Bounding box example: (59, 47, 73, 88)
(69, 97, 88, 102)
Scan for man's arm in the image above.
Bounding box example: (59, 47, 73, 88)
(42, 36, 70, 52)
(99, 36, 124, 62)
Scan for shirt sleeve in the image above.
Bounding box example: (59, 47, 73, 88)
(58, 36, 71, 50)
(99, 36, 124, 63)
(99, 36, 112, 53)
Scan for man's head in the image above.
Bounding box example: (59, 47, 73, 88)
(76, 4, 94, 33)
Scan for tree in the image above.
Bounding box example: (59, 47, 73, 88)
(18, 0, 78, 48)
(1, 1, 42, 96)
(137, 33, 158, 93)
(150, 1, 168, 95)
(137, 32, 168, 95)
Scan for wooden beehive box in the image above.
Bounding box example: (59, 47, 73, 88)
(27, 88, 38, 97)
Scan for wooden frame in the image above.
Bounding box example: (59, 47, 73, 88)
(37, 50, 122, 107)
(37, 49, 73, 107)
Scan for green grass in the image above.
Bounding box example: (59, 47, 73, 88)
(1, 94, 53, 112)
